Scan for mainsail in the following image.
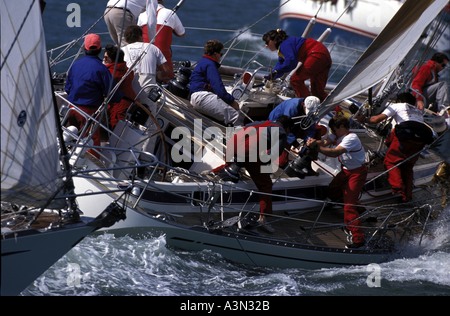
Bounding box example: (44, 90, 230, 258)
(1, 0, 64, 207)
(317, 0, 449, 117)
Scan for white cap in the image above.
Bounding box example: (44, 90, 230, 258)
(63, 126, 79, 142)
(304, 96, 320, 114)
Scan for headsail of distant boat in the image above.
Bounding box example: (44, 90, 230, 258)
(1, 0, 64, 208)
(317, 0, 450, 117)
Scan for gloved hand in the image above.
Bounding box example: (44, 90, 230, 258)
(264, 71, 277, 81)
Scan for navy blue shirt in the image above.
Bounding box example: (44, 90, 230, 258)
(273, 36, 306, 79)
(268, 98, 304, 121)
(65, 55, 113, 107)
(268, 97, 316, 145)
(189, 55, 235, 105)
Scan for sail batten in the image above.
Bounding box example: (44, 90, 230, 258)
(1, 0, 63, 208)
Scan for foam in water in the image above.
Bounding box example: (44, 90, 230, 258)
(375, 205, 450, 288)
(22, 206, 449, 296)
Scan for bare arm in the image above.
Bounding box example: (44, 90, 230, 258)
(416, 100, 425, 111)
(307, 137, 346, 158)
(307, 137, 332, 148)
(355, 112, 388, 124)
(318, 145, 347, 158)
(230, 100, 240, 111)
(157, 62, 172, 83)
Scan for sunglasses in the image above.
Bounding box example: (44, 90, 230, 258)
(441, 62, 447, 68)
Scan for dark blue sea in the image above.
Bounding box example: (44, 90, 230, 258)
(21, 0, 450, 299)
(44, 0, 280, 74)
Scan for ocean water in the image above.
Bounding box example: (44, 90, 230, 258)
(44, 0, 280, 74)
(22, 214, 450, 297)
(21, 0, 450, 298)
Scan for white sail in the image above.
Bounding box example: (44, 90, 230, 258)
(1, 0, 64, 208)
(318, 0, 449, 117)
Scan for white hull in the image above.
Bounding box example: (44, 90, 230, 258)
(76, 156, 439, 235)
(279, 0, 404, 84)
(279, 0, 403, 39)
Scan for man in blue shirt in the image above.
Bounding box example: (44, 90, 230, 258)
(65, 33, 115, 148)
(269, 96, 326, 178)
(189, 39, 244, 126)
(268, 96, 324, 146)
(263, 29, 331, 102)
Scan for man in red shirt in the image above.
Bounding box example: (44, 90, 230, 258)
(212, 116, 293, 233)
(102, 44, 137, 130)
(138, 0, 185, 80)
(411, 52, 449, 112)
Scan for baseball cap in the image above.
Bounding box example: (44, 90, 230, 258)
(304, 96, 320, 114)
(84, 33, 101, 50)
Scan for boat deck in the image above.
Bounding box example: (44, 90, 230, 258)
(1, 204, 80, 233)
(158, 183, 444, 251)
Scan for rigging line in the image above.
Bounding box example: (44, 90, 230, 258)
(410, 15, 446, 72)
(49, 1, 121, 68)
(148, 0, 185, 45)
(48, 40, 78, 66)
(331, 0, 357, 27)
(48, 64, 78, 213)
(234, 236, 259, 266)
(1, 0, 35, 71)
(29, 181, 72, 226)
(29, 64, 83, 220)
(424, 13, 448, 54)
(222, 0, 292, 47)
(102, 0, 186, 108)
(314, 0, 325, 17)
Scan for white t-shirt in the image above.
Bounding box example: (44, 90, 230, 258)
(382, 102, 424, 124)
(138, 5, 185, 35)
(122, 42, 166, 97)
(122, 42, 166, 75)
(329, 133, 366, 170)
(112, 0, 157, 40)
(106, 0, 146, 18)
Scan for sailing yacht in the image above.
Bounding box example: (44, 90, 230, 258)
(139, 0, 449, 267)
(1, 0, 127, 296)
(38, 0, 449, 269)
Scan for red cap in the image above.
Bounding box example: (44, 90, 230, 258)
(84, 33, 101, 50)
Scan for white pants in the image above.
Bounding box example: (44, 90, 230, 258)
(190, 91, 244, 126)
(423, 81, 449, 112)
(104, 8, 135, 46)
